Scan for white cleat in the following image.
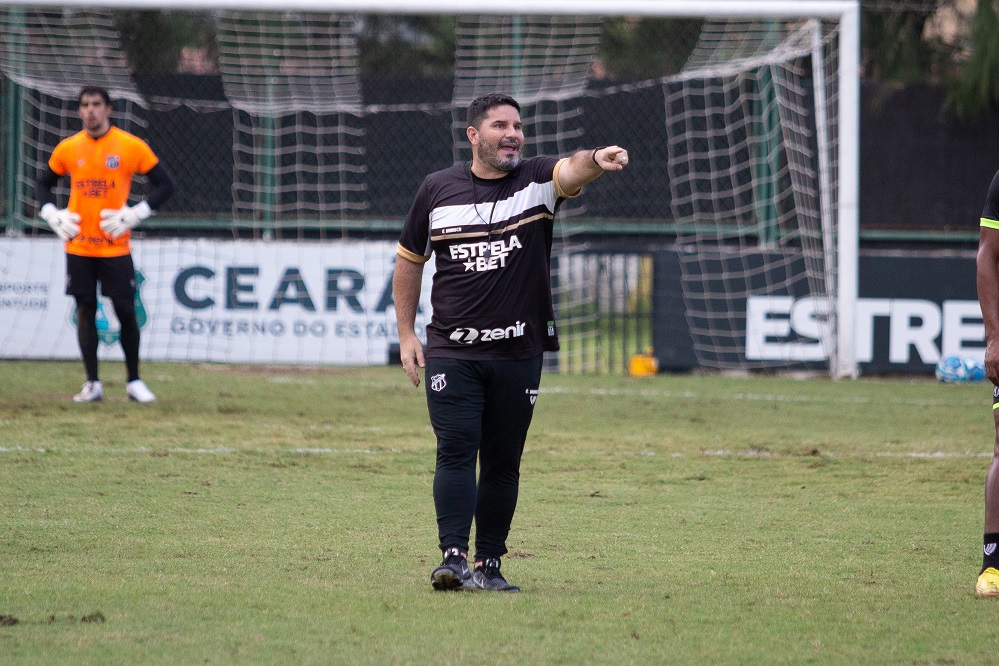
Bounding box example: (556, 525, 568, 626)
(73, 380, 104, 403)
(126, 379, 156, 403)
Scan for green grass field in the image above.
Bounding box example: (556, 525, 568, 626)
(2, 360, 999, 664)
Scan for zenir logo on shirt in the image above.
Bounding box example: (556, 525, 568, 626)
(449, 321, 526, 344)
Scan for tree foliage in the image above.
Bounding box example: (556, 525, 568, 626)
(598, 17, 703, 81)
(946, 0, 999, 120)
(99, 6, 999, 123)
(356, 15, 455, 78)
(114, 11, 217, 73)
(861, 0, 959, 83)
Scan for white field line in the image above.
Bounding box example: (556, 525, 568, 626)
(540, 384, 984, 408)
(0, 446, 989, 458)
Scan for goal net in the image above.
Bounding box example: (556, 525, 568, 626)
(216, 11, 368, 234)
(666, 18, 841, 371)
(0, 2, 858, 376)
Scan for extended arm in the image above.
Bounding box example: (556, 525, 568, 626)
(555, 145, 629, 196)
(393, 256, 426, 387)
(979, 227, 999, 385)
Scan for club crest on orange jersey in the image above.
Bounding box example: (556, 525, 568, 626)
(106, 155, 120, 169)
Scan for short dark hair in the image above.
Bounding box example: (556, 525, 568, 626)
(77, 86, 112, 107)
(467, 94, 520, 129)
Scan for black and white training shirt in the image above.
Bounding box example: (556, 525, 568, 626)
(397, 156, 579, 360)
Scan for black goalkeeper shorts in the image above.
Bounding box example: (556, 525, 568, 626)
(65, 253, 136, 298)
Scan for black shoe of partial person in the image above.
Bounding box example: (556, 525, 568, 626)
(472, 557, 520, 592)
(431, 547, 472, 591)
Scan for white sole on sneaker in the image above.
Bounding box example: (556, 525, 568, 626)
(126, 379, 156, 403)
(72, 381, 103, 403)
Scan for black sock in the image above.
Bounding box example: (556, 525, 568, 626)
(983, 533, 999, 573)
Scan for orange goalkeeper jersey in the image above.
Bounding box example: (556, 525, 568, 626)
(48, 126, 160, 257)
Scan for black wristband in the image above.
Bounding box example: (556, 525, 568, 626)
(591, 146, 608, 165)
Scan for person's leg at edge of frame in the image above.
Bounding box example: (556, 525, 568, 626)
(977, 387, 999, 597)
(472, 354, 543, 592)
(426, 357, 484, 591)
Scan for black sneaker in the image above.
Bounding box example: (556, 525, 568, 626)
(431, 547, 472, 591)
(472, 558, 520, 592)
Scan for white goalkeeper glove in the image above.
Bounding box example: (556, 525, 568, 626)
(99, 201, 152, 239)
(39, 203, 81, 242)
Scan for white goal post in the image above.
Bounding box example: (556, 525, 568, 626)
(2, 0, 861, 378)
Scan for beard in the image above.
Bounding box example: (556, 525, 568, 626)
(476, 139, 521, 173)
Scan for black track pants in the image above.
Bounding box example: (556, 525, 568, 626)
(425, 355, 543, 560)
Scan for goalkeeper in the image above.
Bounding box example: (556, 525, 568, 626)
(35, 86, 174, 403)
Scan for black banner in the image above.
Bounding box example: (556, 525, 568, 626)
(652, 250, 981, 375)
